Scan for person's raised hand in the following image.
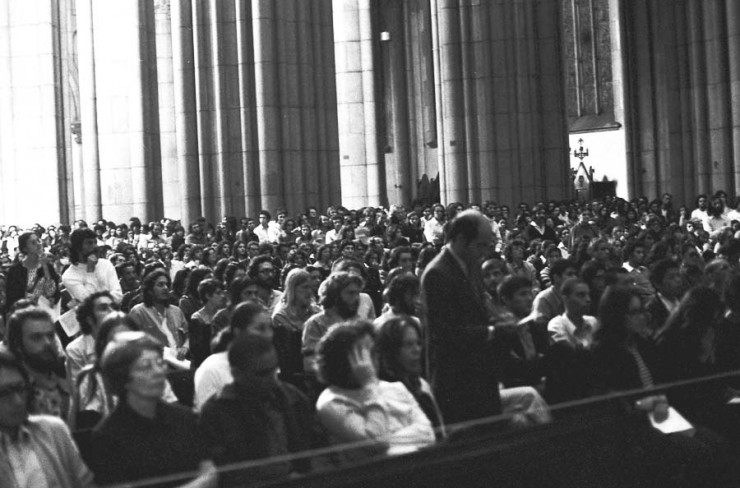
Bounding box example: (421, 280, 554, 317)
(348, 342, 377, 388)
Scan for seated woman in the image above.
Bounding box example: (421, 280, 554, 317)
(315, 320, 435, 456)
(272, 268, 320, 390)
(593, 285, 731, 488)
(71, 312, 179, 430)
(5, 230, 61, 317)
(375, 315, 445, 438)
(89, 331, 216, 487)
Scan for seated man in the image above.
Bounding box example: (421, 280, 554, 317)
(545, 278, 599, 403)
(646, 258, 683, 336)
(6, 307, 70, 419)
(193, 301, 273, 411)
(0, 349, 94, 487)
(199, 334, 327, 485)
(532, 258, 578, 331)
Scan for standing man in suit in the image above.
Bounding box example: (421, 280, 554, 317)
(421, 210, 499, 424)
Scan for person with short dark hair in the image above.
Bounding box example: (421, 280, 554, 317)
(532, 258, 579, 329)
(188, 279, 227, 369)
(0, 349, 94, 487)
(548, 278, 599, 350)
(255, 210, 283, 244)
(194, 300, 273, 411)
(622, 239, 655, 298)
(315, 321, 434, 455)
(89, 331, 216, 487)
(645, 258, 684, 334)
(66, 291, 117, 388)
(199, 334, 327, 484)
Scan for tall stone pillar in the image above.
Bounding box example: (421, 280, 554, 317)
(155, 0, 181, 220)
(170, 0, 201, 225)
(89, 0, 161, 223)
(729, 0, 740, 192)
(621, 0, 740, 201)
(333, 0, 381, 208)
(252, 0, 283, 213)
(76, 0, 101, 222)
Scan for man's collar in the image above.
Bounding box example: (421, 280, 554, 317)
(446, 244, 468, 276)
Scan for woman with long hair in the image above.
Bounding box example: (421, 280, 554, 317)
(375, 315, 444, 438)
(315, 321, 435, 456)
(178, 267, 213, 324)
(594, 285, 730, 487)
(656, 286, 732, 430)
(272, 268, 321, 389)
(5, 231, 61, 318)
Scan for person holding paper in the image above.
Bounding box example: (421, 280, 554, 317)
(129, 269, 189, 367)
(5, 231, 61, 318)
(594, 285, 730, 488)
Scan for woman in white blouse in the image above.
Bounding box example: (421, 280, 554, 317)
(315, 321, 435, 456)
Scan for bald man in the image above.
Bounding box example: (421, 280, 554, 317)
(421, 210, 501, 424)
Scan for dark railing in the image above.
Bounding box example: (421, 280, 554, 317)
(88, 370, 740, 488)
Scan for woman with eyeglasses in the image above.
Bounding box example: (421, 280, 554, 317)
(88, 331, 216, 487)
(593, 285, 730, 488)
(70, 311, 179, 430)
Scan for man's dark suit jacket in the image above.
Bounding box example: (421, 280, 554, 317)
(421, 247, 501, 425)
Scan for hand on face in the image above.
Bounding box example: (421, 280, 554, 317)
(348, 340, 377, 388)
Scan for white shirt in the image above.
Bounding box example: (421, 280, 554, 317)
(61, 259, 123, 304)
(1, 425, 49, 488)
(253, 223, 282, 244)
(423, 218, 445, 245)
(548, 313, 599, 349)
(193, 351, 232, 412)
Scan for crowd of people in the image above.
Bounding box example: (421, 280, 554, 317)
(1, 190, 740, 486)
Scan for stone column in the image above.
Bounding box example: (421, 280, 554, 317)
(435, 0, 466, 204)
(170, 0, 201, 225)
(333, 0, 380, 208)
(155, 0, 181, 220)
(253, 0, 283, 212)
(77, 0, 101, 221)
(728, 0, 740, 193)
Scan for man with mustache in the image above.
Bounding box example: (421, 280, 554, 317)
(5, 307, 70, 419)
(301, 272, 363, 374)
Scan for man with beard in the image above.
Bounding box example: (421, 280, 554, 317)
(61, 228, 122, 339)
(301, 272, 363, 374)
(248, 255, 283, 314)
(63, 228, 122, 305)
(5, 307, 70, 419)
